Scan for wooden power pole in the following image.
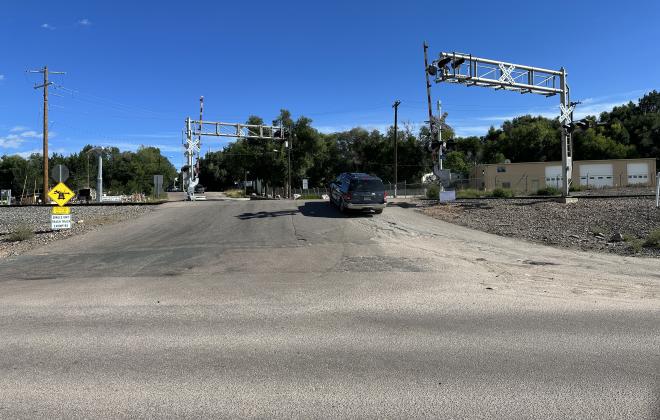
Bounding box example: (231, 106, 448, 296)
(29, 66, 65, 204)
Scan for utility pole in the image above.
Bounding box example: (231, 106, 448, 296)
(392, 100, 401, 197)
(422, 42, 434, 133)
(29, 66, 65, 204)
(437, 100, 443, 171)
(287, 131, 292, 199)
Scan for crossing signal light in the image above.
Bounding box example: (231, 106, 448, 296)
(427, 65, 438, 76)
(564, 119, 592, 133)
(451, 57, 465, 69)
(437, 56, 452, 67)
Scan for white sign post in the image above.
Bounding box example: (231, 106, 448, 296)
(51, 214, 72, 230)
(302, 179, 309, 190)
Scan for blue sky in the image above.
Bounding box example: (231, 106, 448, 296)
(1, 0, 658, 169)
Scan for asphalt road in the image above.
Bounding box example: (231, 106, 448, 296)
(1, 199, 658, 419)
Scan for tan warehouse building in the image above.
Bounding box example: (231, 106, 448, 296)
(469, 158, 657, 193)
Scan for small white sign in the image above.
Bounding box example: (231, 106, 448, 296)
(101, 195, 123, 202)
(51, 214, 72, 230)
(302, 179, 309, 190)
(439, 191, 456, 202)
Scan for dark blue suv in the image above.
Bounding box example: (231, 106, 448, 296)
(329, 173, 387, 214)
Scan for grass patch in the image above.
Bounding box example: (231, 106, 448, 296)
(644, 228, 660, 248)
(454, 188, 514, 199)
(569, 184, 584, 192)
(535, 186, 561, 196)
(7, 224, 34, 242)
(589, 225, 610, 236)
(224, 189, 246, 198)
(456, 188, 487, 199)
(491, 188, 514, 198)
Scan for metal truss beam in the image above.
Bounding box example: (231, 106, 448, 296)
(187, 120, 284, 140)
(430, 52, 563, 96)
(426, 47, 574, 197)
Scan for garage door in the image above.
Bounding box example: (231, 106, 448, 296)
(627, 162, 650, 185)
(544, 165, 563, 188)
(579, 163, 613, 187)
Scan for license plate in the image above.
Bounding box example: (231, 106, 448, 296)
(363, 195, 371, 201)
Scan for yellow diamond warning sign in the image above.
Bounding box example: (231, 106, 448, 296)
(48, 182, 75, 206)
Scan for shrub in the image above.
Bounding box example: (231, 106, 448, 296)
(535, 186, 561, 196)
(569, 184, 584, 192)
(644, 229, 660, 248)
(623, 234, 644, 253)
(7, 224, 34, 242)
(224, 189, 245, 198)
(426, 184, 440, 199)
(629, 239, 644, 253)
(491, 188, 514, 198)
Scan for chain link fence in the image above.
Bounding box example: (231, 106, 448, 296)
(260, 173, 656, 199)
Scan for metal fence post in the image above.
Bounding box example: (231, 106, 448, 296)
(656, 171, 659, 208)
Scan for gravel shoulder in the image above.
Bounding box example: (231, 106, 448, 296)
(420, 197, 660, 257)
(0, 205, 157, 258)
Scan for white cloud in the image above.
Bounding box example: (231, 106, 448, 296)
(11, 148, 66, 158)
(20, 130, 41, 139)
(0, 134, 23, 149)
(316, 124, 391, 134)
(476, 110, 557, 123)
(15, 149, 42, 158)
(573, 101, 632, 120)
(123, 133, 177, 139)
(453, 125, 494, 137)
(459, 89, 646, 132)
(0, 74, 4, 81)
(98, 141, 181, 153)
(41, 23, 55, 30)
(77, 18, 92, 26)
(0, 128, 45, 151)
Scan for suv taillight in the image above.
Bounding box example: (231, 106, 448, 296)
(384, 191, 388, 201)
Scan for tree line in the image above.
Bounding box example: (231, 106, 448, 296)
(0, 145, 177, 198)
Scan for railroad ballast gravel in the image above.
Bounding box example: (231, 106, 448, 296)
(422, 197, 659, 257)
(0, 205, 156, 258)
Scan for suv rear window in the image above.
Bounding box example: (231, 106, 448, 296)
(349, 179, 384, 192)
